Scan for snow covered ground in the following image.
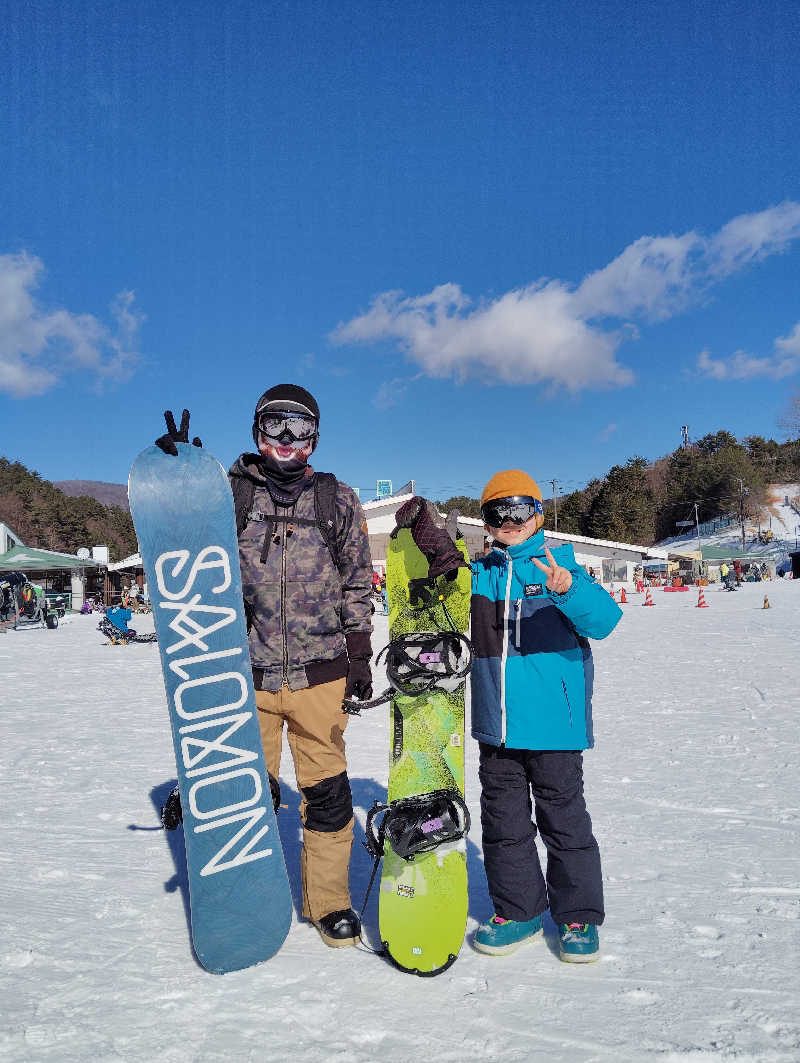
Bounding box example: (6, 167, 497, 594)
(2, 581, 799, 1063)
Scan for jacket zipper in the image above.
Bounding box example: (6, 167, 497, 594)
(500, 556, 513, 745)
(561, 678, 573, 727)
(515, 599, 522, 648)
(281, 518, 289, 687)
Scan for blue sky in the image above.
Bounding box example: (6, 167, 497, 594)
(2, 0, 799, 503)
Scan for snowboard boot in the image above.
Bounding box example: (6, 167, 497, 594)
(314, 908, 361, 948)
(558, 922, 600, 963)
(161, 786, 183, 830)
(474, 914, 543, 956)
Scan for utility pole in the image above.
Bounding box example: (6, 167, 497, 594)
(693, 501, 702, 550)
(549, 479, 559, 532)
(737, 479, 747, 553)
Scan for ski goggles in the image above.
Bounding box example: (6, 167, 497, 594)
(256, 410, 318, 441)
(480, 495, 543, 528)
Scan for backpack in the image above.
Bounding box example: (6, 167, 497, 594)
(231, 471, 341, 572)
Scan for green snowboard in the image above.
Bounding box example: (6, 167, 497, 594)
(380, 526, 471, 975)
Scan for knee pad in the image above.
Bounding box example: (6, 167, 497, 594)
(301, 771, 353, 833)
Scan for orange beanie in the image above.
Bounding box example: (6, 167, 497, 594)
(481, 469, 543, 506)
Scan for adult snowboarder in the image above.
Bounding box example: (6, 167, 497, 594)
(155, 386, 373, 948)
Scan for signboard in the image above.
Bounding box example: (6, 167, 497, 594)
(675, 520, 694, 527)
(376, 479, 392, 499)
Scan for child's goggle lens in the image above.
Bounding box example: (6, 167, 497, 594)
(257, 411, 318, 441)
(481, 496, 543, 527)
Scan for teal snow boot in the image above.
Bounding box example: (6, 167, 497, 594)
(558, 922, 599, 963)
(474, 914, 543, 956)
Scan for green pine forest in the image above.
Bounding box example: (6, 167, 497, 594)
(0, 458, 137, 562)
(436, 432, 800, 546)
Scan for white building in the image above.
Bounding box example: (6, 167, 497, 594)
(0, 521, 24, 554)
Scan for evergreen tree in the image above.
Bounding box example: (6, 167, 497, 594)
(0, 457, 137, 561)
(587, 458, 656, 544)
(440, 495, 482, 518)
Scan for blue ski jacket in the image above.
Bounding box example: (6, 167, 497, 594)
(106, 606, 132, 633)
(470, 531, 622, 750)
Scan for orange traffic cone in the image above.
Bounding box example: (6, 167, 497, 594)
(763, 595, 770, 609)
(619, 587, 627, 603)
(696, 587, 709, 608)
(643, 587, 654, 606)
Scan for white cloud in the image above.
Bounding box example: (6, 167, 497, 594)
(331, 202, 800, 396)
(0, 252, 143, 398)
(706, 201, 800, 278)
(372, 375, 416, 410)
(598, 423, 618, 441)
(334, 281, 633, 392)
(697, 321, 800, 381)
(573, 233, 701, 321)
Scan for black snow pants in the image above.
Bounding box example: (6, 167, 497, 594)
(478, 744, 604, 926)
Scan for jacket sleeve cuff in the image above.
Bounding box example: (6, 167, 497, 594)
(551, 572, 581, 604)
(346, 630, 373, 661)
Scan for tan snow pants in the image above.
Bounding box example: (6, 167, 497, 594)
(255, 678, 353, 922)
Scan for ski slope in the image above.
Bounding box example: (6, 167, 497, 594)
(2, 580, 799, 1062)
(658, 483, 800, 569)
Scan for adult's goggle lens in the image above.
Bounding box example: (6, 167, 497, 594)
(257, 412, 318, 441)
(481, 496, 543, 527)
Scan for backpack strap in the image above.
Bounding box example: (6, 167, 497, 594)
(314, 471, 340, 573)
(231, 476, 256, 537)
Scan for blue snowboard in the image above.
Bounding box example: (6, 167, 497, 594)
(129, 443, 292, 973)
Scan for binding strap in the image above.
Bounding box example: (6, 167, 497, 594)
(342, 630, 473, 714)
(364, 789, 470, 862)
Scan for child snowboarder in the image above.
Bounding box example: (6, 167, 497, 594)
(396, 470, 621, 962)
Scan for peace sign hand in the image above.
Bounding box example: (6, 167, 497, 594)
(532, 546, 573, 595)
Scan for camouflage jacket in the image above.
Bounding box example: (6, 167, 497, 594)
(229, 456, 373, 691)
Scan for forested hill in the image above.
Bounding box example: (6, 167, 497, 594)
(56, 479, 129, 510)
(0, 458, 137, 562)
(437, 431, 800, 547)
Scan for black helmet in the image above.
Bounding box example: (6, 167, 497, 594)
(252, 384, 320, 448)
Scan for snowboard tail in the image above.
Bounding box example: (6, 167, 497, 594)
(380, 526, 471, 975)
(129, 443, 292, 973)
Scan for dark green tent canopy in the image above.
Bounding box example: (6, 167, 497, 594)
(0, 545, 103, 572)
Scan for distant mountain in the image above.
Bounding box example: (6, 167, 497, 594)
(55, 480, 129, 511)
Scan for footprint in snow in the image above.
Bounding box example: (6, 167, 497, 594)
(693, 925, 723, 939)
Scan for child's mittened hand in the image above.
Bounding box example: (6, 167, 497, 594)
(533, 546, 573, 595)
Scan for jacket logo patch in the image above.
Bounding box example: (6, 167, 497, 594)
(524, 584, 544, 596)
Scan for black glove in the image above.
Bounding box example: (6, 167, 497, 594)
(392, 497, 468, 580)
(155, 409, 202, 456)
(394, 496, 425, 529)
(345, 658, 373, 702)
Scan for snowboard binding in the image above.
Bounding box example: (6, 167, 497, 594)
(342, 630, 472, 714)
(364, 788, 471, 862)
